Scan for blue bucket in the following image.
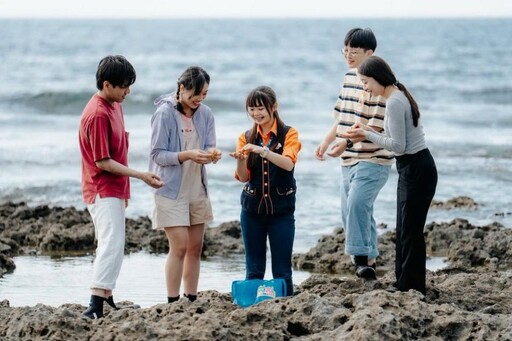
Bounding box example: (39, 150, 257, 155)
(231, 278, 287, 307)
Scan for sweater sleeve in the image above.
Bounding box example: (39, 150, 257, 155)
(365, 97, 407, 154)
(204, 109, 217, 150)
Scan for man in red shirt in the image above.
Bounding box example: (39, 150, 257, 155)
(79, 55, 163, 319)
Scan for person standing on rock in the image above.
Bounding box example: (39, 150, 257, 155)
(342, 56, 438, 294)
(230, 86, 302, 296)
(79, 55, 164, 319)
(315, 28, 394, 279)
(149, 66, 221, 304)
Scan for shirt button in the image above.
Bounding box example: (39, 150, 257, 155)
(264, 194, 268, 197)
(264, 172, 267, 175)
(264, 160, 267, 163)
(264, 183, 267, 186)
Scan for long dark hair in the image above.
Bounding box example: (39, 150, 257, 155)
(358, 56, 420, 127)
(176, 66, 210, 112)
(245, 86, 286, 168)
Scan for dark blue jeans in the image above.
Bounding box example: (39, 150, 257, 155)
(240, 210, 295, 296)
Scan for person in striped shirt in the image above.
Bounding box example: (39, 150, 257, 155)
(315, 28, 394, 279)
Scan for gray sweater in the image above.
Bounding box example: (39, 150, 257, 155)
(366, 91, 426, 156)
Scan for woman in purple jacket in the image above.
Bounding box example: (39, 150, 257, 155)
(149, 66, 221, 303)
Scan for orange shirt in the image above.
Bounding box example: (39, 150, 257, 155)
(235, 120, 301, 181)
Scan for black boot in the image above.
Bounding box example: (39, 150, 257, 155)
(168, 295, 180, 303)
(105, 296, 118, 310)
(184, 293, 197, 302)
(105, 296, 141, 310)
(82, 295, 104, 319)
(354, 255, 376, 280)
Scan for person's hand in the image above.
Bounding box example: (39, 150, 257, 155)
(229, 150, 248, 160)
(125, 199, 129, 208)
(187, 149, 215, 164)
(140, 172, 164, 189)
(208, 148, 222, 164)
(341, 123, 369, 139)
(240, 143, 264, 155)
(315, 141, 330, 161)
(326, 140, 347, 158)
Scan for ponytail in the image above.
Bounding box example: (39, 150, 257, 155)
(359, 56, 421, 127)
(396, 82, 420, 127)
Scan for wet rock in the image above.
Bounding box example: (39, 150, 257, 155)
(0, 202, 244, 260)
(1, 201, 512, 340)
(0, 273, 511, 340)
(293, 218, 512, 275)
(292, 227, 395, 274)
(0, 253, 15, 276)
(425, 219, 512, 269)
(40, 223, 95, 252)
(430, 196, 478, 209)
(202, 221, 244, 257)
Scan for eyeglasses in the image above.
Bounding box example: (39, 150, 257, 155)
(341, 48, 362, 58)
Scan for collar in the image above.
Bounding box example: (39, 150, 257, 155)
(256, 119, 278, 139)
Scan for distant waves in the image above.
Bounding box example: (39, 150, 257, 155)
(0, 91, 243, 116)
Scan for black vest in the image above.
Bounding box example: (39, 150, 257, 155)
(240, 125, 296, 215)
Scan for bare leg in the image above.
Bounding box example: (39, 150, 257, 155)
(91, 288, 107, 298)
(183, 223, 205, 295)
(164, 226, 189, 297)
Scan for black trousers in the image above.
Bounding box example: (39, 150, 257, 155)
(395, 148, 438, 294)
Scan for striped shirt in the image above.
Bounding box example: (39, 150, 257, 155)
(333, 70, 394, 166)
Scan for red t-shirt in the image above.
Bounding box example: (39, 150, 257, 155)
(79, 94, 130, 204)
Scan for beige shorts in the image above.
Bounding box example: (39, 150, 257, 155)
(152, 194, 213, 229)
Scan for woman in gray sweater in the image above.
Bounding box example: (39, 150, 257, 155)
(342, 56, 437, 295)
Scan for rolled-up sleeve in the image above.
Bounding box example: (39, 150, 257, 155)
(150, 107, 181, 166)
(234, 132, 248, 181)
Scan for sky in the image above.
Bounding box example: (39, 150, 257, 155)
(1, 0, 511, 18)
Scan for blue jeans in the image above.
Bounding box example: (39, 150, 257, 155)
(240, 210, 295, 296)
(341, 161, 390, 259)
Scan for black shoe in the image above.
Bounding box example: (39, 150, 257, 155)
(353, 255, 377, 280)
(82, 295, 104, 319)
(355, 265, 377, 280)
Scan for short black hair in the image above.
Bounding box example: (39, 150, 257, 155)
(96, 55, 136, 90)
(344, 28, 377, 52)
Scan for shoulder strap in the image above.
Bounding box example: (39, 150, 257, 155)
(273, 125, 290, 151)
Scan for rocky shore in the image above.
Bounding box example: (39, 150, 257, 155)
(1, 199, 511, 340)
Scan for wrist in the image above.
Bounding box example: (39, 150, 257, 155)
(178, 151, 187, 163)
(259, 146, 269, 158)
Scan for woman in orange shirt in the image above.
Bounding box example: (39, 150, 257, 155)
(230, 86, 302, 296)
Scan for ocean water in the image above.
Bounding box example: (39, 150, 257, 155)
(0, 18, 511, 307)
